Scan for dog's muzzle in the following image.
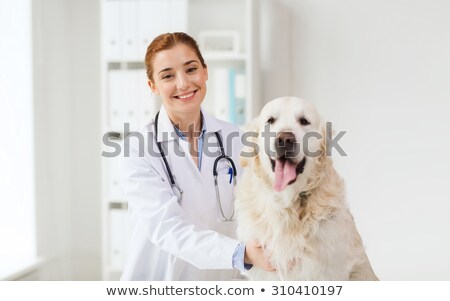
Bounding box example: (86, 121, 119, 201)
(275, 132, 298, 161)
(270, 132, 307, 191)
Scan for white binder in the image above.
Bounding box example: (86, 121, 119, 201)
(122, 70, 138, 131)
(103, 0, 122, 60)
(133, 69, 155, 129)
(109, 208, 131, 270)
(106, 155, 125, 200)
(122, 0, 138, 61)
(108, 70, 125, 131)
(168, 0, 188, 32)
(137, 0, 169, 61)
(214, 68, 231, 122)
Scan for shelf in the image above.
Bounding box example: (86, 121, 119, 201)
(106, 61, 146, 69)
(106, 201, 128, 209)
(203, 52, 247, 62)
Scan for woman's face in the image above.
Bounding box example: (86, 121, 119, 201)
(149, 44, 208, 118)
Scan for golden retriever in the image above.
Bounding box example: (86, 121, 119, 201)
(235, 97, 378, 280)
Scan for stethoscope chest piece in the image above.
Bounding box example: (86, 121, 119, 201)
(172, 185, 183, 203)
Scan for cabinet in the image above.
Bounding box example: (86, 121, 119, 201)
(100, 0, 259, 280)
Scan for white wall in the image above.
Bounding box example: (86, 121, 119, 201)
(33, 0, 101, 280)
(261, 0, 450, 280)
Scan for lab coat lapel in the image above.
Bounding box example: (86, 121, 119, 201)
(156, 105, 206, 183)
(156, 106, 226, 184)
(156, 105, 177, 143)
(156, 105, 224, 141)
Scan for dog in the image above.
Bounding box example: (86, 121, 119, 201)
(235, 96, 378, 280)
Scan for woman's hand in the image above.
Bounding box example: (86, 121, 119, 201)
(244, 239, 276, 272)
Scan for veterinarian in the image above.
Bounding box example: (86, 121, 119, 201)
(120, 32, 273, 280)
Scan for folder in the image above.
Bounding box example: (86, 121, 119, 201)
(214, 68, 230, 122)
(168, 0, 188, 32)
(122, 0, 138, 61)
(103, 0, 122, 60)
(137, 0, 169, 60)
(228, 68, 237, 124)
(106, 154, 125, 201)
(108, 70, 125, 131)
(234, 71, 246, 125)
(109, 208, 131, 270)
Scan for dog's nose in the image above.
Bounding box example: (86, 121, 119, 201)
(275, 132, 297, 158)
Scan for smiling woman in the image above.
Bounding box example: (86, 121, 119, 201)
(146, 34, 208, 137)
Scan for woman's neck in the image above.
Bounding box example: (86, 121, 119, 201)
(168, 111, 202, 139)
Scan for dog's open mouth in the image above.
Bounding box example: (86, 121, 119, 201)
(270, 157, 306, 192)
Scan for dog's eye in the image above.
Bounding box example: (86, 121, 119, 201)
(267, 117, 275, 124)
(299, 117, 310, 126)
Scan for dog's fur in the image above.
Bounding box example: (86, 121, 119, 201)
(235, 97, 378, 280)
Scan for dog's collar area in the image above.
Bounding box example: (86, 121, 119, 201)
(298, 191, 310, 207)
(299, 191, 309, 198)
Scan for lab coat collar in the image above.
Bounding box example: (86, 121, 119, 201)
(156, 104, 223, 142)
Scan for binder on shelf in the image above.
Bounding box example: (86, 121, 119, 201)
(121, 0, 138, 61)
(103, 0, 122, 60)
(108, 70, 125, 131)
(168, 0, 188, 32)
(133, 68, 156, 129)
(234, 71, 246, 125)
(109, 208, 132, 270)
(213, 67, 246, 125)
(228, 68, 237, 124)
(137, 0, 170, 60)
(106, 154, 125, 201)
(214, 68, 230, 122)
(103, 0, 188, 62)
(122, 70, 139, 132)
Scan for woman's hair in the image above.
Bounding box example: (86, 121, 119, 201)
(145, 32, 206, 82)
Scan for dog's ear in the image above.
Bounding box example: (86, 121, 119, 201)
(240, 117, 259, 167)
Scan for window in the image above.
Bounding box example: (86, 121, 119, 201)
(0, 0, 36, 279)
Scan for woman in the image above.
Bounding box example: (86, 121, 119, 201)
(121, 32, 272, 280)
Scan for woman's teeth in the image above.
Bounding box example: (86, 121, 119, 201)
(177, 92, 194, 99)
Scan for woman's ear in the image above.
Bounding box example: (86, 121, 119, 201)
(148, 80, 159, 94)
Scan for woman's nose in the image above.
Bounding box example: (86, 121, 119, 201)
(176, 73, 189, 90)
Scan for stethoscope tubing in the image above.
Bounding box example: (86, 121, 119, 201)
(153, 111, 235, 221)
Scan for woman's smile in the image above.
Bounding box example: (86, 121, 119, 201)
(173, 89, 198, 101)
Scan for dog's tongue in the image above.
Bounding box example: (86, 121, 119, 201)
(274, 159, 297, 192)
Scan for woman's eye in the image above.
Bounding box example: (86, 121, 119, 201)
(187, 67, 197, 73)
(162, 74, 173, 80)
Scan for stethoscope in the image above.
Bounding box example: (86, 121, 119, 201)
(154, 111, 237, 222)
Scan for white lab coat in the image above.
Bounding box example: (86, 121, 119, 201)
(120, 105, 243, 280)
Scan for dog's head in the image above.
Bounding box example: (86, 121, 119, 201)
(242, 96, 327, 193)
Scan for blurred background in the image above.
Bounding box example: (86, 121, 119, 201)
(1, 0, 449, 280)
